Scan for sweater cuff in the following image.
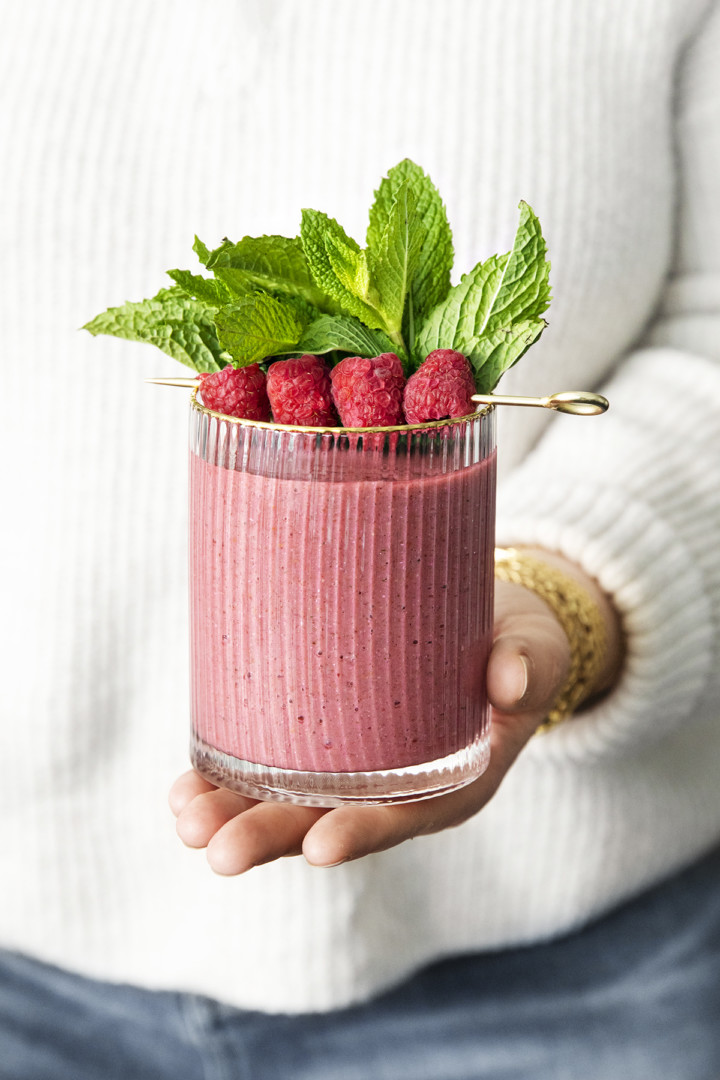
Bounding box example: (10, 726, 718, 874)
(496, 348, 718, 763)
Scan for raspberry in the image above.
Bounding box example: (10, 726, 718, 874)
(330, 353, 405, 428)
(266, 354, 338, 426)
(198, 364, 271, 421)
(403, 349, 476, 424)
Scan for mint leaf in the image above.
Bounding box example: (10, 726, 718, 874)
(414, 201, 551, 390)
(214, 293, 308, 366)
(470, 317, 547, 393)
(301, 210, 385, 330)
(368, 159, 453, 331)
(210, 270, 257, 302)
(367, 181, 426, 335)
(415, 253, 509, 356)
(206, 234, 336, 312)
(193, 235, 212, 267)
(282, 294, 325, 328)
(166, 269, 235, 308)
(297, 315, 396, 358)
(477, 202, 550, 332)
(82, 287, 225, 372)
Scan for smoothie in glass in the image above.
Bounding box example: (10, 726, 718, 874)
(189, 400, 496, 805)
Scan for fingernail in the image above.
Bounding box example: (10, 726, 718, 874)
(307, 855, 349, 868)
(516, 655, 530, 703)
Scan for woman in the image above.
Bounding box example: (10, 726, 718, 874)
(1, 1, 719, 1076)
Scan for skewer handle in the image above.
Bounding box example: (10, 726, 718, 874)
(471, 390, 608, 415)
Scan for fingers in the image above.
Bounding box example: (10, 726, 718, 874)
(303, 749, 512, 867)
(302, 804, 422, 867)
(206, 802, 327, 875)
(171, 772, 329, 875)
(175, 786, 257, 849)
(171, 767, 501, 875)
(168, 770, 218, 815)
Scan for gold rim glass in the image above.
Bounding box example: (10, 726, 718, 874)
(188, 398, 497, 805)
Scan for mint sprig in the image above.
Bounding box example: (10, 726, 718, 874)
(84, 161, 551, 394)
(414, 201, 551, 390)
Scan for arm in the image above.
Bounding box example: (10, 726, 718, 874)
(170, 2, 719, 872)
(496, 0, 720, 762)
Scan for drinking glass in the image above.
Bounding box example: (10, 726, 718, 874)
(189, 395, 496, 806)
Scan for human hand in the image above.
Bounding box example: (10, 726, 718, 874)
(169, 551, 621, 874)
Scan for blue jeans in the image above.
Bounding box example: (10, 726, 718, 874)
(2, 846, 720, 1080)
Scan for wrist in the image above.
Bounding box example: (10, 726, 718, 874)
(512, 547, 623, 695)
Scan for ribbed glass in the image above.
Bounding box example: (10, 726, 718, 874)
(189, 400, 496, 806)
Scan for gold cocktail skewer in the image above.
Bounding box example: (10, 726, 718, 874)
(146, 376, 201, 387)
(471, 391, 608, 415)
(146, 377, 608, 416)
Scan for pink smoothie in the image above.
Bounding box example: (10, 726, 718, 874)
(189, 437, 496, 776)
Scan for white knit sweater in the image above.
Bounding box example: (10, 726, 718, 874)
(1, 0, 719, 1014)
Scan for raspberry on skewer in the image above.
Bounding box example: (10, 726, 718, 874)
(266, 354, 338, 426)
(330, 353, 405, 428)
(403, 349, 476, 424)
(198, 365, 271, 421)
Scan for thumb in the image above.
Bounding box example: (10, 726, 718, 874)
(486, 610, 570, 717)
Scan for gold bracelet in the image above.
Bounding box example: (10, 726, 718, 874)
(494, 547, 607, 733)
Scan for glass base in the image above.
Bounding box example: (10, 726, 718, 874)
(190, 729, 491, 807)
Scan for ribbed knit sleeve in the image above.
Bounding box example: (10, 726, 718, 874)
(497, 0, 720, 761)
